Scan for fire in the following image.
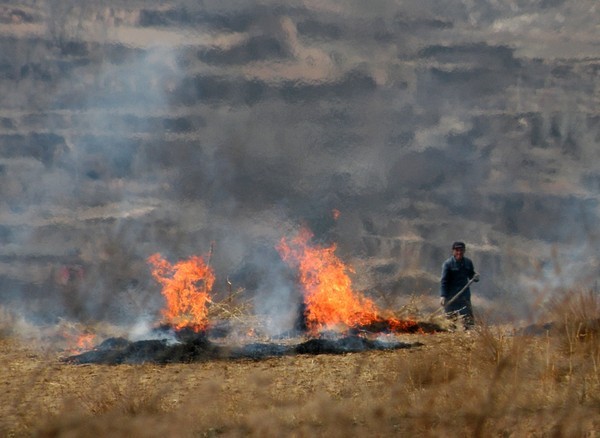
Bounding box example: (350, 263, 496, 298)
(147, 253, 215, 332)
(76, 333, 96, 351)
(61, 330, 96, 353)
(277, 228, 419, 334)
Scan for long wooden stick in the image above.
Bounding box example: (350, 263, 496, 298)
(428, 275, 478, 318)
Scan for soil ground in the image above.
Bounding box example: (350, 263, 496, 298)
(2, 324, 599, 437)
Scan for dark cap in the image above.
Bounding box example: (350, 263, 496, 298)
(452, 241, 466, 250)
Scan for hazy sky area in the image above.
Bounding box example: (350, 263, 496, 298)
(0, 0, 599, 330)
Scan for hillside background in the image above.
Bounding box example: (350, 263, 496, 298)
(0, 0, 599, 330)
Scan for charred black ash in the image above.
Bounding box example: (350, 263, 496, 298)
(63, 334, 222, 365)
(294, 336, 420, 355)
(63, 327, 423, 365)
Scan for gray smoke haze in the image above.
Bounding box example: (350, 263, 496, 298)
(0, 0, 599, 332)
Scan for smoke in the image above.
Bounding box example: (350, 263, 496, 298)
(0, 0, 599, 333)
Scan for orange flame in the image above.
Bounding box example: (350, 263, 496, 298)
(62, 330, 96, 353)
(147, 253, 215, 332)
(76, 333, 96, 351)
(278, 227, 413, 333)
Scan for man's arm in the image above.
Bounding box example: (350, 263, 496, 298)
(440, 261, 450, 298)
(439, 261, 450, 306)
(468, 259, 479, 282)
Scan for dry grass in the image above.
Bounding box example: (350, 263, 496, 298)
(1, 290, 600, 437)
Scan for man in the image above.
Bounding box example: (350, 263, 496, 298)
(440, 241, 479, 328)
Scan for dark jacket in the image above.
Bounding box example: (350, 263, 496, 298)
(440, 256, 477, 302)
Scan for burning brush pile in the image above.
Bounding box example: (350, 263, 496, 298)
(65, 228, 438, 365)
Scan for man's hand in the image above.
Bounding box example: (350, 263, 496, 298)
(439, 297, 446, 307)
(473, 272, 480, 282)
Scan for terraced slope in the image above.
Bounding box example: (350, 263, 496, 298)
(0, 1, 599, 325)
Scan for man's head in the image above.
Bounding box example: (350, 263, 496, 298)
(452, 241, 466, 260)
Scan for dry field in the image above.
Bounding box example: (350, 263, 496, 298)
(1, 291, 600, 437)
